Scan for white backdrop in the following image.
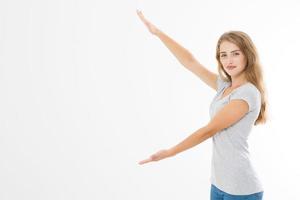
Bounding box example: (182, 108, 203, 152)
(0, 0, 299, 199)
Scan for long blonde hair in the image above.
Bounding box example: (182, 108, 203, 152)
(215, 31, 268, 125)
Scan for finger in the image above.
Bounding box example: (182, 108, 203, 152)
(137, 11, 146, 21)
(139, 158, 152, 165)
(136, 12, 146, 23)
(136, 10, 142, 17)
(138, 157, 152, 165)
(136, 9, 142, 15)
(136, 9, 143, 16)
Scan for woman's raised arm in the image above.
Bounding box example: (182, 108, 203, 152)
(136, 10, 218, 91)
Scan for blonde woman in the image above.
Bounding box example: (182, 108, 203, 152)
(137, 10, 267, 200)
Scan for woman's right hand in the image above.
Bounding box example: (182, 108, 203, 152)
(136, 10, 161, 35)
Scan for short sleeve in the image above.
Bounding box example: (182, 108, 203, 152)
(229, 84, 261, 112)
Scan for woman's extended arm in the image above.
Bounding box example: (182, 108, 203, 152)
(138, 98, 249, 165)
(136, 10, 218, 90)
(138, 126, 212, 165)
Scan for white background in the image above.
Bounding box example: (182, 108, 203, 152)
(0, 0, 299, 199)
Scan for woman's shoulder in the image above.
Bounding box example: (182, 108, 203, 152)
(230, 82, 261, 112)
(242, 82, 261, 96)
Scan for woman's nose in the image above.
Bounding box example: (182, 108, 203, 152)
(228, 55, 233, 64)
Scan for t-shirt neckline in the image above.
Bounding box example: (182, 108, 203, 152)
(218, 82, 250, 101)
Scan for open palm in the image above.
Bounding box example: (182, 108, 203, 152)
(139, 149, 171, 165)
(136, 10, 160, 35)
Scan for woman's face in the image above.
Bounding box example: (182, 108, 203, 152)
(219, 41, 247, 78)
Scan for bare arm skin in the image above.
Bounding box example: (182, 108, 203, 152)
(136, 10, 236, 165)
(136, 10, 218, 91)
(139, 99, 249, 164)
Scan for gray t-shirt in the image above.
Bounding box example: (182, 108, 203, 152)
(209, 75, 264, 195)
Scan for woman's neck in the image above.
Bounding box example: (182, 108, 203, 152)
(230, 74, 248, 88)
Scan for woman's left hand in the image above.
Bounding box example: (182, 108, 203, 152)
(138, 149, 173, 165)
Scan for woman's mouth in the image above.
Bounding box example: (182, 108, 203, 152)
(227, 65, 236, 70)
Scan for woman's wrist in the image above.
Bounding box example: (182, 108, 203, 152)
(167, 148, 177, 157)
(154, 28, 162, 37)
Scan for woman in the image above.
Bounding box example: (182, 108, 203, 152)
(136, 10, 267, 200)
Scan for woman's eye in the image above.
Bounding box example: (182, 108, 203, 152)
(234, 53, 240, 56)
(220, 54, 226, 58)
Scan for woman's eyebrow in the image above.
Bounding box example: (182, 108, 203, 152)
(220, 50, 241, 53)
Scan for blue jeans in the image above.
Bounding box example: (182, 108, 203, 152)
(210, 184, 263, 200)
